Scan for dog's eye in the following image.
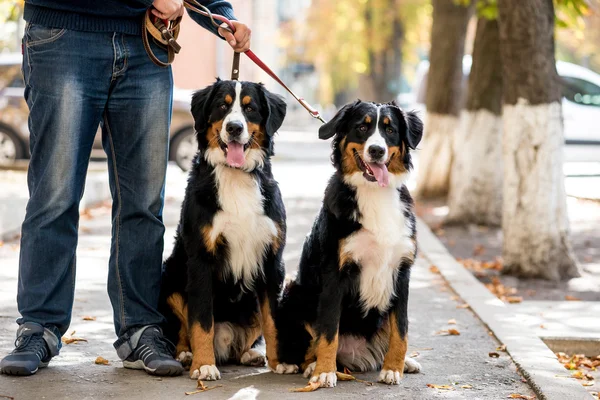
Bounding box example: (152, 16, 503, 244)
(245, 106, 253, 112)
(386, 127, 393, 134)
(359, 125, 367, 132)
(220, 104, 228, 111)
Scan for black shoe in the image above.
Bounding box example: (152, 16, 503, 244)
(0, 323, 53, 376)
(122, 326, 183, 376)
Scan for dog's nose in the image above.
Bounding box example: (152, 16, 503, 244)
(226, 121, 244, 138)
(368, 145, 386, 160)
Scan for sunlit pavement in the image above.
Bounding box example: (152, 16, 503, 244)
(0, 137, 558, 399)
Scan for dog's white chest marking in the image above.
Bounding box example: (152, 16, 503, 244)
(209, 165, 277, 286)
(341, 186, 414, 313)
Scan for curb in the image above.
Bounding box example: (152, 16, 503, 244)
(416, 218, 594, 400)
(0, 172, 110, 240)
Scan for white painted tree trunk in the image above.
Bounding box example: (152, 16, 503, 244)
(415, 113, 457, 198)
(502, 99, 580, 281)
(447, 109, 503, 225)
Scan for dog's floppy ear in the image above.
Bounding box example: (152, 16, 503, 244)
(405, 110, 423, 149)
(318, 100, 360, 140)
(387, 100, 423, 150)
(191, 80, 219, 134)
(260, 85, 287, 136)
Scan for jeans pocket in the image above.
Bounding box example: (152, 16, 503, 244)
(26, 23, 67, 47)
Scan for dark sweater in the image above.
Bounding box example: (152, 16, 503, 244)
(23, 0, 236, 36)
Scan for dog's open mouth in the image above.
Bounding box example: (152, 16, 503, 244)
(353, 149, 391, 187)
(219, 133, 254, 168)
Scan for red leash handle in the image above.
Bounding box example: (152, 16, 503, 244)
(183, 0, 326, 123)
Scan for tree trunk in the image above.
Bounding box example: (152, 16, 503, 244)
(447, 18, 503, 226)
(498, 0, 580, 280)
(415, 0, 473, 198)
(358, 2, 404, 102)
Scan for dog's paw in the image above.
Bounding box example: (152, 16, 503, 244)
(378, 369, 402, 385)
(274, 363, 299, 374)
(240, 349, 266, 367)
(309, 371, 337, 388)
(190, 364, 221, 381)
(302, 361, 316, 378)
(404, 357, 421, 373)
(177, 351, 193, 368)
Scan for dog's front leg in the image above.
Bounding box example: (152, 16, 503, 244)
(259, 250, 285, 371)
(187, 255, 220, 381)
(307, 267, 343, 388)
(379, 268, 420, 385)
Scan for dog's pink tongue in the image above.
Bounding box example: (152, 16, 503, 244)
(226, 142, 245, 167)
(367, 162, 389, 187)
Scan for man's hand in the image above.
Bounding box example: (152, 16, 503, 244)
(218, 21, 251, 52)
(152, 0, 184, 20)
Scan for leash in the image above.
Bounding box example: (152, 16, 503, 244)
(143, 0, 326, 124)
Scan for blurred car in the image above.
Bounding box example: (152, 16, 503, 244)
(0, 53, 197, 171)
(400, 56, 600, 162)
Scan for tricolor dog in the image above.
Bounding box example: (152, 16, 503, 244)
(160, 79, 287, 380)
(274, 100, 423, 387)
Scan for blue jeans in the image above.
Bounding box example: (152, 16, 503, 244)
(17, 23, 172, 347)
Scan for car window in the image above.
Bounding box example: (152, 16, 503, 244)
(562, 76, 600, 107)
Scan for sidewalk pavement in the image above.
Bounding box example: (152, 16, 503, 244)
(0, 161, 539, 399)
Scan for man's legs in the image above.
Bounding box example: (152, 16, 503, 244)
(2, 25, 112, 375)
(103, 33, 182, 376)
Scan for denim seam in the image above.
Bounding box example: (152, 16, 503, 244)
(26, 27, 67, 47)
(120, 34, 128, 75)
(104, 114, 127, 332)
(111, 33, 118, 82)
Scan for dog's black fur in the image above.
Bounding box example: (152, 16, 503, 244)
(160, 79, 287, 380)
(275, 100, 423, 386)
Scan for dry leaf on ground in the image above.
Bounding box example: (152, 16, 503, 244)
(290, 381, 321, 392)
(507, 395, 534, 400)
(427, 384, 454, 390)
(185, 382, 222, 395)
(429, 265, 440, 274)
(461, 384, 473, 389)
(82, 316, 96, 321)
(473, 244, 486, 256)
(457, 304, 470, 309)
(489, 352, 500, 358)
(497, 344, 507, 352)
(565, 295, 581, 301)
(583, 381, 595, 387)
(447, 319, 457, 325)
(94, 356, 109, 365)
(62, 334, 87, 345)
(506, 296, 523, 304)
(435, 329, 460, 336)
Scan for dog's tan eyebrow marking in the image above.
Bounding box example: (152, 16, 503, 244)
(364, 115, 372, 123)
(225, 94, 233, 104)
(242, 95, 252, 105)
(383, 116, 390, 124)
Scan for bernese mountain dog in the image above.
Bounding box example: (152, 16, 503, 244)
(274, 100, 423, 387)
(160, 79, 287, 381)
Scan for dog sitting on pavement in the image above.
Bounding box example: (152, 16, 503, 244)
(160, 79, 287, 380)
(274, 100, 423, 387)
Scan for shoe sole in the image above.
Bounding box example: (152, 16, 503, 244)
(1, 361, 48, 376)
(123, 359, 183, 377)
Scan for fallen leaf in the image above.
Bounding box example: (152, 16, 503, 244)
(572, 370, 594, 380)
(457, 304, 470, 309)
(62, 337, 88, 345)
(450, 296, 459, 301)
(461, 384, 473, 389)
(436, 329, 460, 336)
(337, 370, 373, 385)
(427, 384, 454, 390)
(506, 296, 523, 304)
(507, 395, 534, 400)
(290, 381, 321, 392)
(540, 324, 546, 329)
(497, 344, 507, 352)
(565, 295, 581, 301)
(95, 356, 109, 365)
(185, 382, 222, 395)
(447, 319, 457, 325)
(473, 244, 486, 256)
(82, 316, 96, 321)
(429, 265, 440, 274)
(70, 330, 76, 336)
(489, 352, 500, 358)
(582, 381, 595, 387)
(410, 351, 420, 358)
